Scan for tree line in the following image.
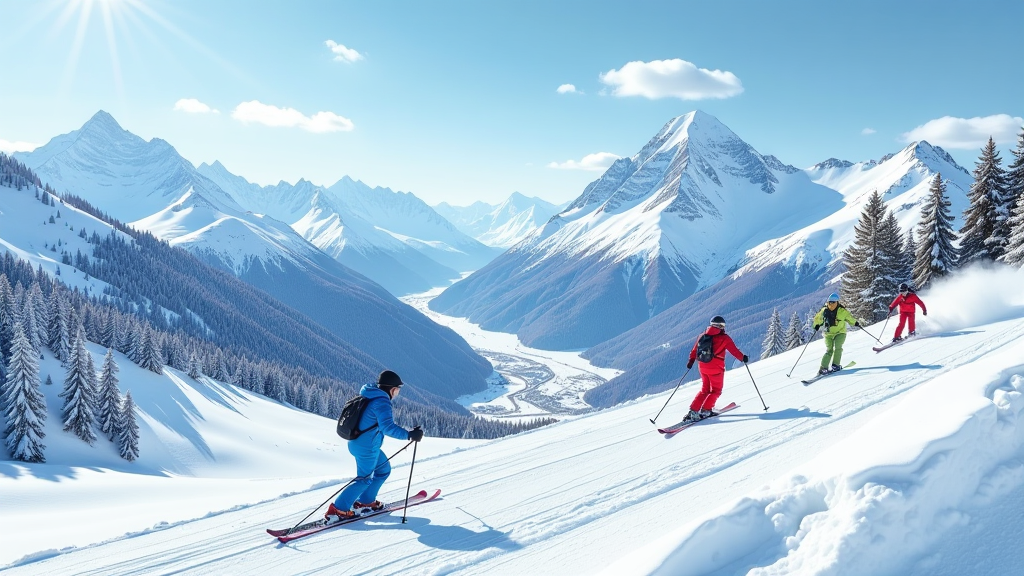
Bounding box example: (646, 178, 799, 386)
(761, 130, 1024, 358)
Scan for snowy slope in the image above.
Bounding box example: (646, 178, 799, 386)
(0, 343, 479, 566)
(434, 193, 566, 248)
(430, 110, 846, 349)
(5, 267, 1024, 575)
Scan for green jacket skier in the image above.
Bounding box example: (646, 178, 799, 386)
(813, 293, 861, 375)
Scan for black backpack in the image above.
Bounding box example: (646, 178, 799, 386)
(696, 333, 717, 363)
(336, 396, 379, 440)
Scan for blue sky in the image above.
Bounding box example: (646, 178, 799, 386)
(0, 0, 1021, 205)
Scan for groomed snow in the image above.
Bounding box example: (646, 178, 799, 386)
(4, 266, 1024, 575)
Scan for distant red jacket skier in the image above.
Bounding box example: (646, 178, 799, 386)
(684, 315, 748, 421)
(889, 283, 927, 341)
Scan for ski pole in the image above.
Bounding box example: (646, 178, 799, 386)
(282, 440, 414, 536)
(878, 310, 893, 340)
(745, 362, 769, 411)
(786, 328, 817, 378)
(402, 437, 420, 524)
(858, 322, 884, 345)
(650, 367, 691, 424)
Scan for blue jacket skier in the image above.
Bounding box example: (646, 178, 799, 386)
(326, 370, 424, 521)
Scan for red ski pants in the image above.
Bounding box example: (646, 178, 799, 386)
(690, 370, 724, 411)
(894, 312, 916, 338)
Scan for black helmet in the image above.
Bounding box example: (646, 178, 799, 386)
(899, 283, 909, 292)
(710, 315, 726, 328)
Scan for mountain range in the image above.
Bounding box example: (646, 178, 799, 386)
(429, 110, 973, 405)
(434, 192, 566, 248)
(14, 112, 492, 400)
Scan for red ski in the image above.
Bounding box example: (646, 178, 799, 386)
(658, 402, 738, 434)
(268, 489, 441, 543)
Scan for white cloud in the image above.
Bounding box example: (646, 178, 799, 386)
(861, 128, 876, 135)
(599, 58, 743, 100)
(557, 84, 578, 94)
(900, 114, 1024, 149)
(0, 139, 39, 153)
(174, 98, 218, 114)
(548, 152, 621, 171)
(231, 101, 354, 133)
(325, 40, 363, 63)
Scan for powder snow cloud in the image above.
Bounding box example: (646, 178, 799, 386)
(548, 152, 621, 171)
(174, 98, 218, 114)
(900, 114, 1024, 149)
(599, 58, 743, 100)
(231, 101, 354, 133)
(325, 40, 363, 63)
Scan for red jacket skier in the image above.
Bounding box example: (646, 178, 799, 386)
(684, 315, 748, 421)
(889, 283, 927, 342)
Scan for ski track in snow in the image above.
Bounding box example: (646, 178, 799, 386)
(5, 269, 1024, 575)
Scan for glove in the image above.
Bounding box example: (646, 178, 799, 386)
(408, 426, 424, 442)
(923, 311, 927, 316)
(854, 321, 860, 328)
(742, 355, 749, 363)
(686, 359, 694, 370)
(813, 324, 821, 331)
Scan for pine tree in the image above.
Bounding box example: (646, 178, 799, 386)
(96, 349, 122, 441)
(187, 350, 202, 379)
(760, 308, 786, 359)
(1000, 129, 1024, 267)
(60, 329, 97, 444)
(804, 307, 819, 341)
(117, 390, 140, 462)
(842, 191, 894, 320)
(0, 274, 13, 367)
(960, 137, 1009, 263)
(137, 325, 164, 374)
(914, 174, 959, 287)
(2, 322, 47, 462)
(784, 311, 804, 350)
(46, 290, 70, 364)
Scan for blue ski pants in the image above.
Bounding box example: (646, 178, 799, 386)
(334, 444, 391, 510)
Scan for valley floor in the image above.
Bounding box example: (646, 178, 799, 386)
(401, 286, 621, 422)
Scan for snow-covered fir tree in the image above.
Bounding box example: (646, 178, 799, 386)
(760, 308, 786, 359)
(19, 290, 42, 354)
(804, 307, 819, 341)
(914, 174, 959, 288)
(117, 390, 140, 462)
(901, 229, 916, 287)
(842, 191, 900, 321)
(28, 282, 48, 353)
(0, 274, 13, 370)
(1000, 129, 1024, 267)
(785, 311, 804, 351)
(187, 350, 202, 379)
(137, 324, 164, 374)
(2, 322, 47, 462)
(960, 137, 1009, 264)
(96, 349, 122, 441)
(46, 289, 71, 364)
(60, 328, 97, 444)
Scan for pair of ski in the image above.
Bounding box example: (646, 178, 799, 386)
(267, 489, 441, 543)
(872, 333, 918, 353)
(800, 361, 856, 385)
(657, 402, 739, 434)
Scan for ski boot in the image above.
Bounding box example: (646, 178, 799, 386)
(353, 500, 386, 513)
(683, 409, 702, 422)
(699, 408, 717, 419)
(830, 364, 842, 373)
(817, 366, 829, 376)
(892, 336, 903, 343)
(909, 331, 916, 337)
(325, 503, 357, 522)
